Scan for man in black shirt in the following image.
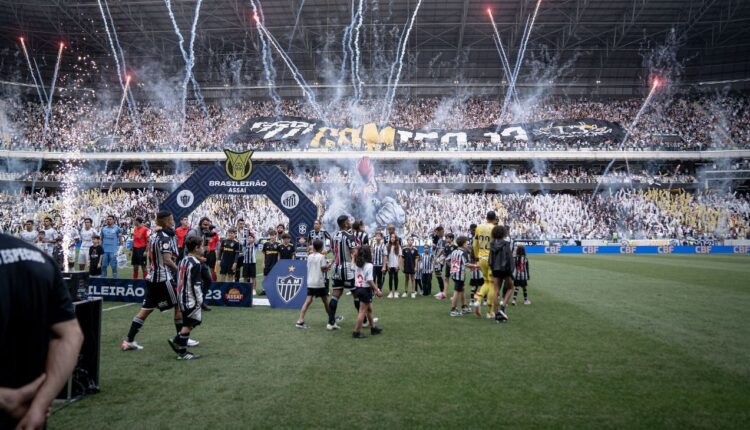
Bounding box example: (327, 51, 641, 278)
(0, 233, 83, 429)
(278, 233, 295, 260)
(218, 228, 240, 282)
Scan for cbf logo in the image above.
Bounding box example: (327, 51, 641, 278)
(297, 223, 308, 235)
(276, 266, 303, 303)
(176, 190, 194, 208)
(224, 149, 254, 181)
(281, 190, 299, 209)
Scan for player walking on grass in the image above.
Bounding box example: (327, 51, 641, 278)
(449, 237, 477, 316)
(490, 225, 514, 323)
(296, 239, 331, 329)
(472, 211, 499, 318)
(352, 246, 383, 338)
(512, 245, 531, 305)
(121, 211, 197, 351)
(168, 236, 210, 360)
(328, 215, 356, 330)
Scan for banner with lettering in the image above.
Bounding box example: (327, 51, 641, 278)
(226, 116, 626, 151)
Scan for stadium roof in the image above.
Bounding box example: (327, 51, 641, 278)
(1, 0, 749, 98)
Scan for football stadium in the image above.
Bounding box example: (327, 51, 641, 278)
(1, 0, 749, 428)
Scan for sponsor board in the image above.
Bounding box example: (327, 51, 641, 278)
(525, 246, 749, 255)
(87, 278, 252, 307)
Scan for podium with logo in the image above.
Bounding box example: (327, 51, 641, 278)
(262, 260, 308, 309)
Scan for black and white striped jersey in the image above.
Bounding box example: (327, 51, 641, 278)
(449, 248, 470, 281)
(332, 229, 356, 281)
(371, 242, 386, 266)
(147, 230, 177, 283)
(467, 234, 483, 280)
(308, 229, 331, 251)
(242, 242, 258, 263)
(418, 252, 434, 275)
(177, 255, 203, 311)
(354, 231, 369, 247)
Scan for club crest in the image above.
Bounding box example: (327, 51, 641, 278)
(276, 274, 303, 303)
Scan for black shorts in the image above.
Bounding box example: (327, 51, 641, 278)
(353, 287, 373, 303)
(445, 265, 451, 278)
(403, 270, 415, 275)
(205, 251, 217, 268)
(131, 247, 147, 266)
(307, 287, 329, 297)
(263, 263, 276, 277)
(493, 270, 512, 278)
(219, 260, 235, 275)
(332, 278, 354, 290)
(469, 277, 484, 287)
(514, 279, 528, 287)
(143, 280, 177, 312)
(452, 279, 465, 292)
(182, 306, 202, 328)
(243, 263, 256, 279)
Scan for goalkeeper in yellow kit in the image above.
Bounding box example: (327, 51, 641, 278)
(472, 211, 498, 318)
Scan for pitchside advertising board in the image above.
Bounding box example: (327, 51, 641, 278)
(526, 245, 750, 254)
(87, 278, 253, 307)
(160, 150, 317, 242)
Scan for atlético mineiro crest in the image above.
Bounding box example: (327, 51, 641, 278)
(276, 273, 303, 303)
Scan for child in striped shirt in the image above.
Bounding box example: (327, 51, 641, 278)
(449, 236, 477, 316)
(417, 241, 435, 296)
(512, 245, 531, 305)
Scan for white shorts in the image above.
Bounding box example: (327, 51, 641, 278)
(78, 247, 90, 265)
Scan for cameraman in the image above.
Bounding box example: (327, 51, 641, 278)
(185, 217, 217, 311)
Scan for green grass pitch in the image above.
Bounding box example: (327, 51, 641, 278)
(50, 255, 750, 429)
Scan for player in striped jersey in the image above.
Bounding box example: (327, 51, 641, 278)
(371, 232, 386, 290)
(467, 224, 483, 313)
(327, 215, 356, 330)
(353, 220, 369, 247)
(168, 236, 210, 360)
(472, 211, 499, 319)
(241, 232, 260, 294)
(121, 211, 195, 351)
(449, 236, 477, 316)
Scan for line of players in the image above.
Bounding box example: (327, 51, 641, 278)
(117, 209, 531, 358)
(16, 215, 150, 279)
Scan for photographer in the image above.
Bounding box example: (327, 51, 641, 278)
(185, 217, 217, 311)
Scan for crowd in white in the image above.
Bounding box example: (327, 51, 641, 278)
(2, 94, 747, 152)
(2, 186, 747, 242)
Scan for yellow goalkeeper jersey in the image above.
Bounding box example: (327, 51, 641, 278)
(473, 222, 494, 259)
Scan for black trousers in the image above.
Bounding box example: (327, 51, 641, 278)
(421, 273, 433, 296)
(373, 265, 384, 290)
(388, 268, 399, 291)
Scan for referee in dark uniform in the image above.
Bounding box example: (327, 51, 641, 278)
(0, 233, 83, 429)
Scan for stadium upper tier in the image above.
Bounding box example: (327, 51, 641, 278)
(1, 95, 748, 154)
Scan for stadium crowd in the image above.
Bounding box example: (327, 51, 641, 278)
(1, 94, 748, 152)
(2, 187, 747, 243)
(1, 165, 698, 186)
